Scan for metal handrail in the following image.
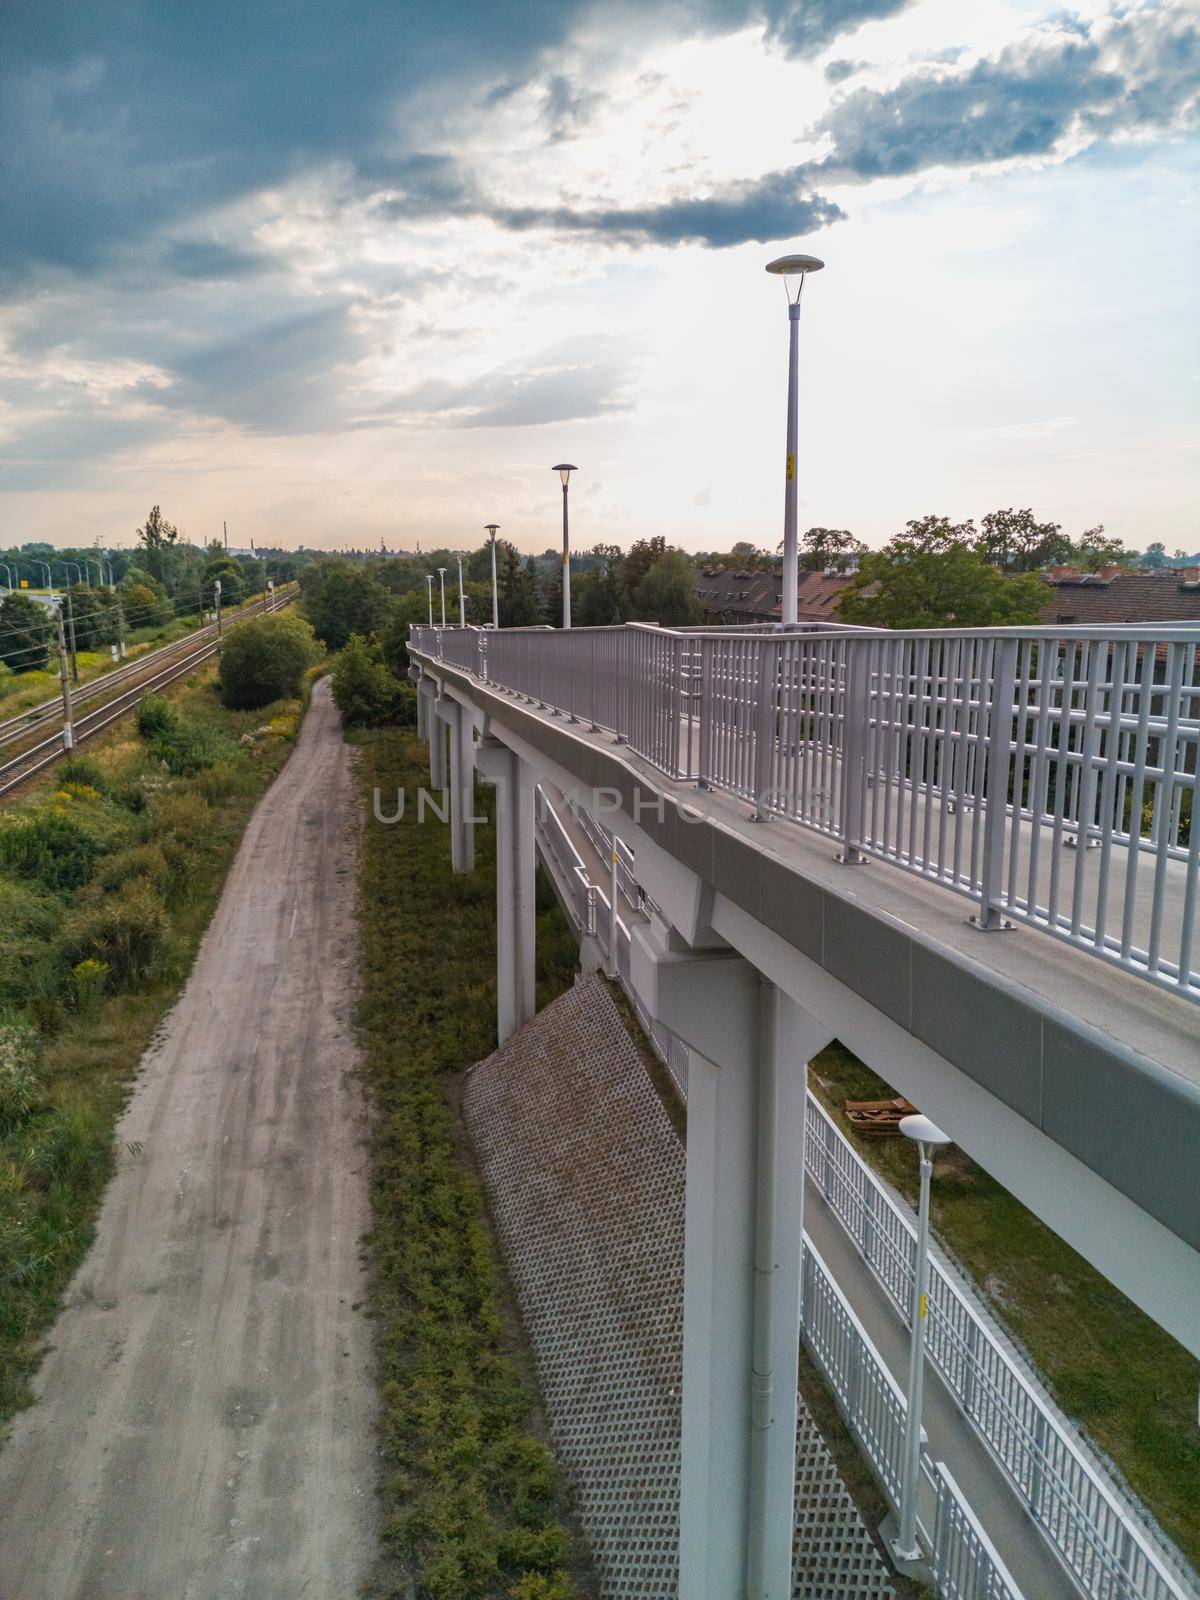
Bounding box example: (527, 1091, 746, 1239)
(412, 621, 1200, 1003)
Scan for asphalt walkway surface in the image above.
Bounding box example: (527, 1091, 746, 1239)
(0, 679, 376, 1599)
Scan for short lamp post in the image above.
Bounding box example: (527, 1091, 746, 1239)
(485, 524, 500, 629)
(888, 1112, 952, 1570)
(456, 554, 466, 627)
(552, 464, 577, 628)
(765, 253, 823, 628)
(437, 566, 447, 627)
(426, 574, 434, 627)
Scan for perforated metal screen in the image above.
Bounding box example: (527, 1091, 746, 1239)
(464, 976, 895, 1600)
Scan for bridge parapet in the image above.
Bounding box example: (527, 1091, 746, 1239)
(411, 619, 1200, 1006)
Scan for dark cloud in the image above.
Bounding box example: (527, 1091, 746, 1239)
(494, 184, 843, 248)
(762, 0, 912, 58)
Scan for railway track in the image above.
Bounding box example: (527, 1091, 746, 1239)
(0, 587, 298, 801)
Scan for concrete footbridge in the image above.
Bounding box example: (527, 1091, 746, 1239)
(408, 618, 1199, 1600)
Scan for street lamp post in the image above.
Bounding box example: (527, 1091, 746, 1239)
(888, 1112, 952, 1569)
(485, 524, 500, 629)
(456, 554, 466, 627)
(552, 464, 577, 628)
(0, 563, 11, 593)
(426, 574, 434, 627)
(765, 254, 823, 628)
(38, 562, 52, 592)
(437, 567, 447, 628)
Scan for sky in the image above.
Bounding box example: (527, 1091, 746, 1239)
(1, 0, 1197, 557)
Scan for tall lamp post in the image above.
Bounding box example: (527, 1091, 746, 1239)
(888, 1112, 952, 1569)
(456, 554, 466, 627)
(437, 566, 447, 627)
(0, 563, 11, 593)
(552, 464, 577, 628)
(765, 253, 823, 628)
(485, 524, 500, 629)
(426, 574, 434, 626)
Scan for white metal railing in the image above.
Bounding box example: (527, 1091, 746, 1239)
(933, 1462, 1027, 1600)
(805, 1094, 1193, 1600)
(411, 620, 1200, 1003)
(527, 789, 1196, 1600)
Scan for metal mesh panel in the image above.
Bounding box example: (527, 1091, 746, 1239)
(463, 976, 896, 1600)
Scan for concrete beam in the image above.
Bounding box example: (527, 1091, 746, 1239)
(476, 738, 536, 1043)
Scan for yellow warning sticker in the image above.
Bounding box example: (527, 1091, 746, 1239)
(786, 452, 795, 482)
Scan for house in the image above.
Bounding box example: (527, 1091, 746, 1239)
(694, 564, 860, 625)
(1040, 565, 1200, 626)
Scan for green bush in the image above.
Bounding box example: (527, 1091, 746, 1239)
(0, 811, 105, 893)
(56, 881, 168, 987)
(55, 756, 109, 795)
(135, 693, 176, 740)
(331, 634, 406, 728)
(218, 612, 319, 710)
(143, 790, 213, 882)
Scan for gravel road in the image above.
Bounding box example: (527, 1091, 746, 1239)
(0, 678, 377, 1598)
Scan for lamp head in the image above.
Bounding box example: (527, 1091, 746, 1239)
(552, 463, 577, 487)
(898, 1114, 952, 1151)
(765, 252, 825, 305)
(484, 523, 500, 537)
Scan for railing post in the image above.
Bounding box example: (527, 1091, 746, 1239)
(837, 638, 869, 863)
(975, 636, 1019, 930)
(752, 640, 778, 821)
(697, 638, 714, 789)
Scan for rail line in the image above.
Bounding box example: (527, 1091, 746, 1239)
(0, 589, 297, 801)
(0, 585, 296, 751)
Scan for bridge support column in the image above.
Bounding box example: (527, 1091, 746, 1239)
(631, 923, 832, 1599)
(443, 700, 477, 874)
(416, 674, 431, 742)
(476, 738, 536, 1043)
(429, 694, 448, 790)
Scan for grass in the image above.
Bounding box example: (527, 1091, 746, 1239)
(810, 1041, 1200, 1569)
(0, 665, 306, 1423)
(354, 726, 592, 1600)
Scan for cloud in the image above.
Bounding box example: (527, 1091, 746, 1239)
(815, 8, 1200, 183)
(824, 58, 867, 85)
(762, 0, 913, 59)
(378, 345, 635, 428)
(494, 183, 843, 247)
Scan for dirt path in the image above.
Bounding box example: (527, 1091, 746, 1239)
(0, 679, 377, 1599)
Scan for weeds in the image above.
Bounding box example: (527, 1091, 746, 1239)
(355, 728, 588, 1599)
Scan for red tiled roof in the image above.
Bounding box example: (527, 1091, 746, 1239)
(1040, 570, 1200, 626)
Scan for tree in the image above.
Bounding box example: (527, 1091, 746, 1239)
(0, 593, 53, 674)
(66, 587, 118, 650)
(331, 634, 414, 728)
(840, 544, 1048, 630)
(975, 508, 1070, 572)
(574, 544, 622, 626)
(631, 551, 702, 626)
(201, 555, 246, 608)
(886, 514, 976, 559)
(135, 505, 181, 586)
(121, 582, 171, 630)
(300, 560, 391, 649)
(218, 612, 319, 710)
(497, 544, 543, 626)
(619, 536, 668, 607)
(800, 527, 865, 571)
(1071, 525, 1130, 572)
(1140, 542, 1169, 570)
